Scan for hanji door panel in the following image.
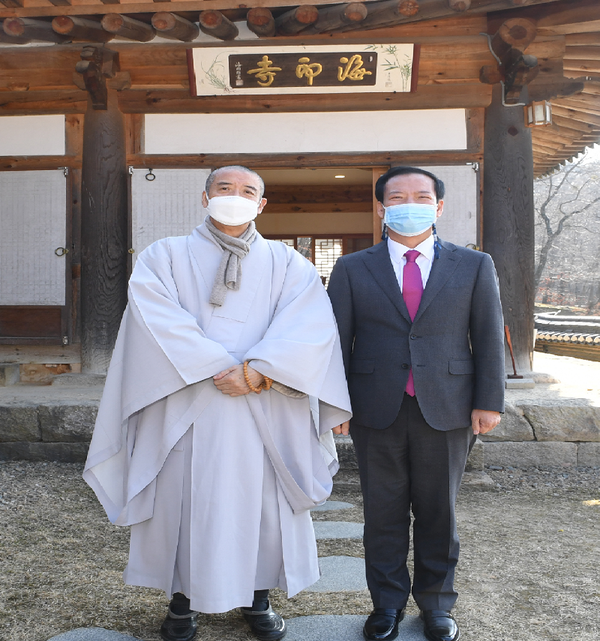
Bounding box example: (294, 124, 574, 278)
(128, 168, 211, 270)
(0, 170, 70, 344)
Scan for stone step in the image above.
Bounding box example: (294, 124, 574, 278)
(46, 615, 430, 641)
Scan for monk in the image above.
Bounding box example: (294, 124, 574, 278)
(83, 165, 351, 641)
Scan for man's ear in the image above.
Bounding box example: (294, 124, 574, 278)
(436, 199, 444, 218)
(376, 201, 385, 219)
(202, 191, 209, 208)
(257, 197, 267, 214)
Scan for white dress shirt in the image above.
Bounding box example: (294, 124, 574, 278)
(387, 233, 435, 292)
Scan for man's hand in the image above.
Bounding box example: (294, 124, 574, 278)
(471, 409, 501, 435)
(333, 421, 350, 436)
(213, 364, 264, 397)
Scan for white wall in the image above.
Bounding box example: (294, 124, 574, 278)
(0, 116, 65, 156)
(145, 110, 467, 155)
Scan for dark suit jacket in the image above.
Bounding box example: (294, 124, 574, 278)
(327, 238, 505, 431)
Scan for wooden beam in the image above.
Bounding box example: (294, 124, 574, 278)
(301, 2, 368, 35)
(75, 45, 119, 110)
(448, 0, 470, 11)
(49, 0, 72, 6)
(117, 82, 493, 113)
(342, 0, 560, 35)
(0, 0, 22, 7)
(275, 5, 318, 35)
(0, 155, 82, 170)
(151, 12, 199, 41)
(246, 7, 275, 38)
(556, 93, 600, 115)
(80, 89, 128, 373)
(265, 184, 373, 203)
(536, 0, 600, 34)
(483, 83, 535, 372)
(565, 33, 600, 47)
(490, 17, 537, 58)
(552, 103, 600, 126)
(0, 0, 567, 20)
(198, 10, 239, 40)
(565, 47, 600, 62)
(0, 19, 29, 42)
(101, 13, 156, 41)
(52, 16, 114, 41)
(564, 60, 600, 75)
(3, 17, 70, 42)
(0, 90, 87, 114)
(126, 150, 483, 169)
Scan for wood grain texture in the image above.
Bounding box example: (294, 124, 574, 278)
(80, 90, 128, 373)
(483, 83, 535, 373)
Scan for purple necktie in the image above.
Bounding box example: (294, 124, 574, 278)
(402, 250, 422, 396)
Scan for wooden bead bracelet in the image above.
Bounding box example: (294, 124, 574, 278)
(243, 361, 273, 393)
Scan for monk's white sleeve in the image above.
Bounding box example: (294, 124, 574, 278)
(129, 240, 238, 384)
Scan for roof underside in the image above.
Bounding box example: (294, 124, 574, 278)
(0, 0, 599, 176)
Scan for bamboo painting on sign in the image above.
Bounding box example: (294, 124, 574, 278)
(188, 44, 418, 96)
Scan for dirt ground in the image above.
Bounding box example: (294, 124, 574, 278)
(0, 461, 598, 641)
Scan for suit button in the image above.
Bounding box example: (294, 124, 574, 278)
(401, 363, 409, 369)
(410, 334, 417, 340)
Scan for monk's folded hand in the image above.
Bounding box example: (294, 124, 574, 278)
(213, 364, 265, 396)
(332, 421, 350, 436)
(471, 409, 501, 435)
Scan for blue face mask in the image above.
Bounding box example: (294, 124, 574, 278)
(383, 203, 438, 237)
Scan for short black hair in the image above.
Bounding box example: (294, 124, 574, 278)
(375, 166, 445, 203)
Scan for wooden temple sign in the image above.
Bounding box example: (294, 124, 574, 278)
(189, 43, 418, 96)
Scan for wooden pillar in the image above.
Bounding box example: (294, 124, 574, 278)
(80, 90, 128, 374)
(483, 84, 535, 374)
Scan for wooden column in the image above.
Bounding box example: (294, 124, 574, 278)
(80, 90, 128, 373)
(483, 84, 535, 374)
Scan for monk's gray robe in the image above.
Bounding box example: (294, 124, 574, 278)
(83, 223, 352, 613)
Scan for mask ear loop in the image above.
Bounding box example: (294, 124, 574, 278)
(432, 223, 441, 260)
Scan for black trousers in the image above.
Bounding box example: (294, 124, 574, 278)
(350, 394, 474, 611)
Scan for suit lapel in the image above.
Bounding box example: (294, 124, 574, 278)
(413, 240, 461, 323)
(362, 242, 412, 323)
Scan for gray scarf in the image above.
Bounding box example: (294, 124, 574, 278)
(205, 216, 257, 307)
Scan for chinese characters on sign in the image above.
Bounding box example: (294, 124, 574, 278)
(229, 52, 377, 89)
(190, 44, 416, 96)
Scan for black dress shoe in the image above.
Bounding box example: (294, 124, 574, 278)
(241, 602, 286, 641)
(363, 608, 406, 641)
(160, 608, 198, 641)
(420, 610, 460, 641)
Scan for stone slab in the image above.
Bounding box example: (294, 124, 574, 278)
(0, 441, 90, 462)
(484, 441, 578, 469)
(334, 435, 358, 469)
(305, 556, 367, 592)
(479, 404, 535, 442)
(39, 402, 98, 442)
(313, 521, 363, 540)
(47, 629, 140, 641)
(52, 373, 107, 387)
(0, 405, 40, 442)
(286, 614, 426, 641)
(520, 404, 600, 442)
(311, 500, 354, 512)
(578, 442, 600, 467)
(460, 471, 495, 489)
(505, 377, 535, 389)
(465, 438, 483, 472)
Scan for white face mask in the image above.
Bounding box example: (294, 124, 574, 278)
(206, 195, 260, 226)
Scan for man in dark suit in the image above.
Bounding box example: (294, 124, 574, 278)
(327, 166, 505, 641)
